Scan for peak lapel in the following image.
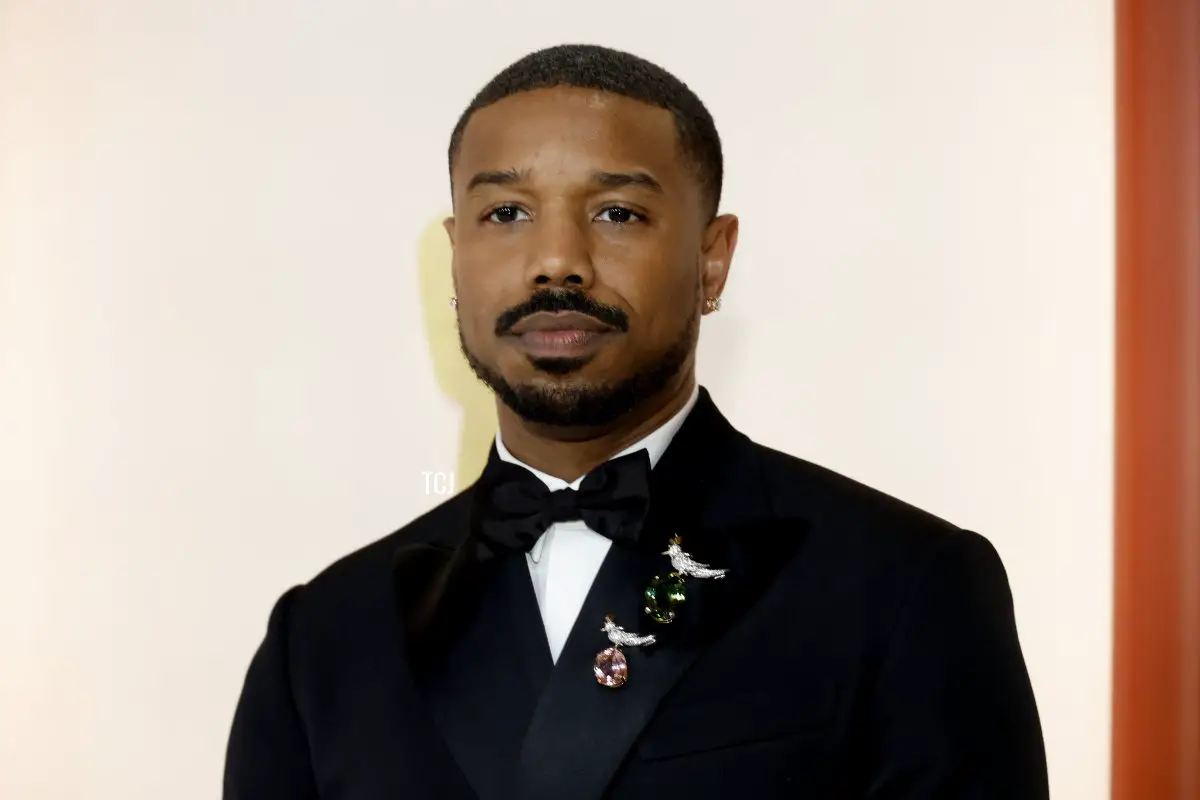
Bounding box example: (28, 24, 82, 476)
(415, 554, 553, 799)
(391, 444, 524, 662)
(513, 541, 694, 800)
(392, 456, 554, 800)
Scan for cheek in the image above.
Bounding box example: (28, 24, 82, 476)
(454, 242, 510, 296)
(616, 266, 698, 337)
(453, 247, 517, 338)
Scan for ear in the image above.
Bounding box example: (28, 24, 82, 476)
(442, 216, 460, 296)
(699, 214, 738, 313)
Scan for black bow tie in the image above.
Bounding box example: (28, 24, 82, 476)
(472, 449, 653, 556)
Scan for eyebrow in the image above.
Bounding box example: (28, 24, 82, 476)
(591, 171, 664, 194)
(465, 168, 664, 194)
(466, 168, 527, 192)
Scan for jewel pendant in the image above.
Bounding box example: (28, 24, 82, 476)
(594, 615, 656, 689)
(594, 646, 628, 688)
(644, 571, 688, 624)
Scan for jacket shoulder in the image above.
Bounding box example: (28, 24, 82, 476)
(756, 443, 955, 523)
(745, 440, 1013, 646)
(749, 440, 985, 563)
(293, 488, 474, 605)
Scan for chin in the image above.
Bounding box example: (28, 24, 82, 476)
(524, 354, 595, 377)
(462, 335, 680, 427)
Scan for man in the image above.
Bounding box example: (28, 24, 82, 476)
(223, 44, 1049, 799)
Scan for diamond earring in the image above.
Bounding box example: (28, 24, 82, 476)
(449, 296, 458, 309)
(704, 296, 721, 313)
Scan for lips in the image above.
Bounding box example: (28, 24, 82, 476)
(507, 311, 617, 358)
(508, 311, 615, 335)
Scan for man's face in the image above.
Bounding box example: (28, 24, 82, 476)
(446, 86, 735, 427)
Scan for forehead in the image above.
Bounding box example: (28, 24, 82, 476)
(453, 87, 687, 192)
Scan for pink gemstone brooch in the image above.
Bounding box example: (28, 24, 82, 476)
(593, 615, 657, 689)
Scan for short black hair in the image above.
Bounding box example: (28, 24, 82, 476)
(447, 43, 723, 220)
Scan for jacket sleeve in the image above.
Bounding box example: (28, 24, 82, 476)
(223, 586, 318, 800)
(862, 531, 1050, 799)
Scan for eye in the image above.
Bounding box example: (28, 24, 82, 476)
(484, 205, 531, 224)
(595, 206, 644, 225)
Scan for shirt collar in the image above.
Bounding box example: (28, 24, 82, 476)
(494, 383, 701, 491)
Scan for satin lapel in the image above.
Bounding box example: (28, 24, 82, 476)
(393, 444, 527, 662)
(513, 540, 675, 800)
(512, 387, 807, 800)
(415, 554, 553, 800)
(392, 462, 555, 800)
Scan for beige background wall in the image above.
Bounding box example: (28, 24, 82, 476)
(0, 2, 1114, 798)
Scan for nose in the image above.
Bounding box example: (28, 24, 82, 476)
(524, 210, 595, 291)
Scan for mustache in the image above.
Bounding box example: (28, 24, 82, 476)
(494, 290, 630, 336)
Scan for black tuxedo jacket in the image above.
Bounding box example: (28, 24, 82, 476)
(224, 387, 1049, 799)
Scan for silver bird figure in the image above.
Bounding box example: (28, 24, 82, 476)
(664, 538, 728, 580)
(602, 616, 657, 647)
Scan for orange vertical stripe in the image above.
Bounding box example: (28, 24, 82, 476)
(1113, 1, 1200, 798)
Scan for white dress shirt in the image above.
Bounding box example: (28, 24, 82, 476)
(493, 384, 700, 663)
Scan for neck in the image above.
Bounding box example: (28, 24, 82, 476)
(496, 370, 696, 483)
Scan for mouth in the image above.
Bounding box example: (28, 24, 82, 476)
(506, 311, 618, 359)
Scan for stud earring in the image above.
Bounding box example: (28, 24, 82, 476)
(449, 296, 458, 309)
(704, 296, 721, 313)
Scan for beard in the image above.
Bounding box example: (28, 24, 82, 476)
(459, 303, 698, 428)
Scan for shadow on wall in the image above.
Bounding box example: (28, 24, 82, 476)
(417, 211, 497, 489)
